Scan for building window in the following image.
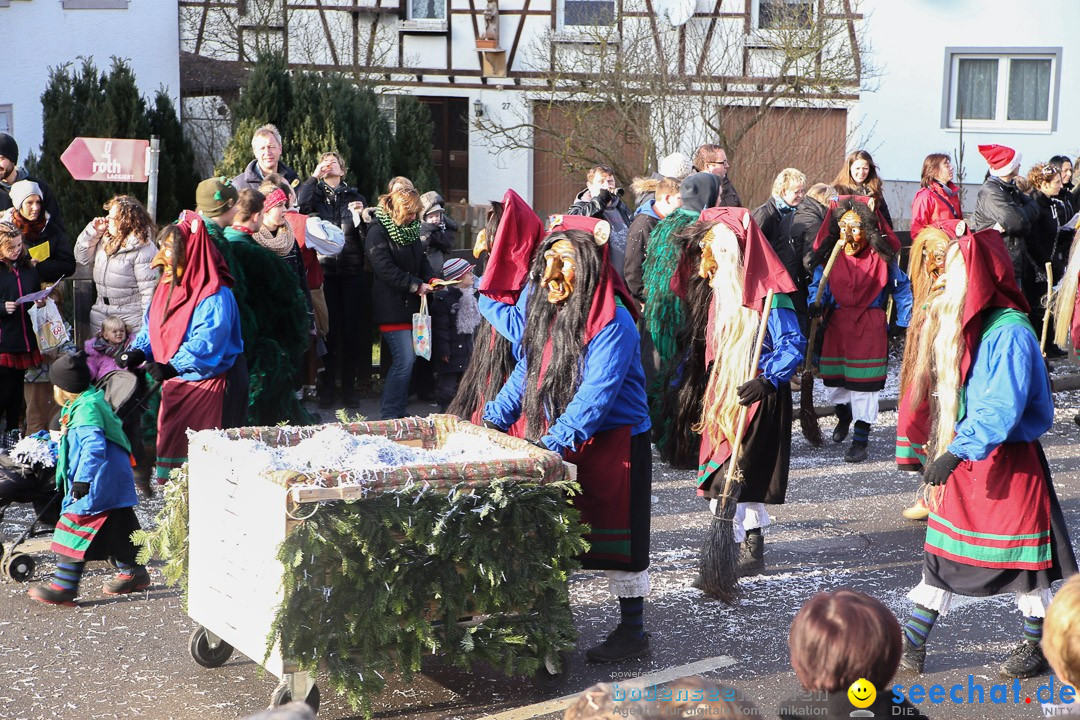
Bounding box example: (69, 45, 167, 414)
(945, 49, 1060, 131)
(559, 0, 615, 27)
(408, 0, 446, 21)
(61, 0, 130, 8)
(757, 0, 812, 29)
(0, 106, 11, 136)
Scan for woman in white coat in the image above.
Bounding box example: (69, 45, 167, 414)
(75, 196, 158, 335)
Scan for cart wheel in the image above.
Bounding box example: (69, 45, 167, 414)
(271, 681, 321, 712)
(532, 649, 572, 691)
(4, 553, 35, 582)
(189, 625, 234, 668)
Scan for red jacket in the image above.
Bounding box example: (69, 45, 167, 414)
(285, 211, 323, 290)
(910, 181, 962, 238)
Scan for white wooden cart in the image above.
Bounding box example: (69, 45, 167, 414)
(184, 416, 576, 713)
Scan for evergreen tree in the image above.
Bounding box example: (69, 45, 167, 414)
(392, 96, 440, 195)
(216, 51, 294, 179)
(331, 81, 393, 201)
(148, 90, 200, 223)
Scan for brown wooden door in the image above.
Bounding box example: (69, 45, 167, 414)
(419, 96, 470, 204)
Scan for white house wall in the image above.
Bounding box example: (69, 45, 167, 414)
(2, 0, 181, 159)
(853, 0, 1080, 228)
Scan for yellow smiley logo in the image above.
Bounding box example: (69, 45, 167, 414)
(847, 678, 876, 709)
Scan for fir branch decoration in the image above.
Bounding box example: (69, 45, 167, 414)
(270, 477, 586, 717)
(131, 467, 191, 604)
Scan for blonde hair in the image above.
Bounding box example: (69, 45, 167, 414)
(378, 187, 423, 227)
(900, 227, 953, 396)
(53, 386, 81, 408)
(771, 168, 807, 198)
(100, 315, 128, 338)
(251, 123, 282, 149)
(1045, 575, 1080, 687)
(1054, 230, 1080, 349)
(386, 176, 415, 193)
(806, 183, 835, 205)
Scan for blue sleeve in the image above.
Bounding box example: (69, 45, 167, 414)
(483, 357, 526, 429)
(168, 289, 243, 380)
(479, 285, 529, 345)
(129, 305, 155, 361)
(807, 266, 834, 308)
(760, 305, 805, 386)
(541, 312, 638, 454)
(948, 325, 1052, 461)
(69, 425, 108, 488)
(889, 262, 913, 327)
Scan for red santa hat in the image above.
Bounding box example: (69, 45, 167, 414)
(979, 144, 1022, 178)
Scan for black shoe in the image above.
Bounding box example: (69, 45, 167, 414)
(1000, 640, 1049, 679)
(28, 584, 78, 606)
(102, 566, 152, 596)
(1074, 413, 1080, 428)
(737, 531, 765, 577)
(585, 625, 651, 663)
(898, 636, 925, 674)
(1046, 345, 1068, 359)
(844, 442, 868, 463)
(832, 404, 852, 443)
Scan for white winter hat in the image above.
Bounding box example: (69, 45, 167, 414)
(658, 152, 693, 180)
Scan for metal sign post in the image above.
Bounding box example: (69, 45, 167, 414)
(146, 135, 161, 223)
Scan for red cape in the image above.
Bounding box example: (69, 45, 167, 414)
(148, 210, 234, 363)
(477, 189, 545, 305)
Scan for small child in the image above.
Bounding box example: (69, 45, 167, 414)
(85, 315, 129, 381)
(430, 258, 479, 412)
(24, 284, 76, 436)
(27, 352, 151, 606)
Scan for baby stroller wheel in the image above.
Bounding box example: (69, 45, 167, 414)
(3, 552, 35, 582)
(270, 680, 320, 712)
(531, 649, 572, 691)
(189, 625, 234, 668)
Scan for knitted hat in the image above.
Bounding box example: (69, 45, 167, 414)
(263, 188, 287, 211)
(442, 257, 473, 282)
(195, 177, 239, 218)
(49, 352, 91, 394)
(658, 152, 692, 180)
(679, 172, 721, 213)
(9, 180, 42, 212)
(979, 144, 1022, 178)
(420, 190, 444, 218)
(0, 134, 17, 164)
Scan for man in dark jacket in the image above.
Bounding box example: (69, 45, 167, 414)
(566, 164, 632, 280)
(231, 124, 300, 192)
(0, 134, 66, 235)
(693, 143, 742, 208)
(297, 151, 369, 407)
(969, 143, 1038, 292)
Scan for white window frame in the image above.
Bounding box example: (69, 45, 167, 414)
(399, 0, 448, 32)
(556, 0, 617, 33)
(943, 48, 1061, 133)
(61, 0, 130, 8)
(0, 105, 11, 136)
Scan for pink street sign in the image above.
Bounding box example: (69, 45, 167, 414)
(60, 137, 150, 182)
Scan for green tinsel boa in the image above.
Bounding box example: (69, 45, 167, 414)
(375, 207, 421, 246)
(642, 207, 700, 368)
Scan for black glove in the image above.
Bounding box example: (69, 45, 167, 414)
(889, 324, 907, 339)
(70, 482, 90, 500)
(808, 302, 825, 318)
(118, 349, 145, 369)
(595, 188, 614, 207)
(923, 451, 961, 487)
(736, 376, 776, 406)
(483, 419, 505, 432)
(146, 362, 179, 383)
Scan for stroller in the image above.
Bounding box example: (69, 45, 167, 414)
(0, 369, 153, 583)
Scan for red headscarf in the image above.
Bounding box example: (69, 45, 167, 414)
(148, 210, 234, 363)
(544, 214, 639, 342)
(939, 219, 1029, 380)
(699, 207, 796, 312)
(477, 189, 545, 305)
(810, 195, 900, 257)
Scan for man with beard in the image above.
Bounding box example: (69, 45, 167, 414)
(898, 224, 1077, 679)
(120, 212, 243, 483)
(694, 208, 804, 578)
(482, 216, 652, 663)
(807, 197, 912, 463)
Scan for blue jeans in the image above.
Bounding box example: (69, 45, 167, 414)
(380, 329, 416, 419)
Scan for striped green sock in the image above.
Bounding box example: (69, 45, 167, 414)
(1023, 616, 1043, 644)
(903, 604, 939, 648)
(51, 561, 85, 593)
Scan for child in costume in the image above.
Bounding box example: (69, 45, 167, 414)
(27, 352, 150, 605)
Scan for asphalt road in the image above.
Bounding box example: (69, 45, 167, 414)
(3, 388, 1080, 720)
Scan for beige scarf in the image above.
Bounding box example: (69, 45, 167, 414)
(254, 222, 295, 257)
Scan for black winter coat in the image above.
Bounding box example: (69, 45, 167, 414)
(792, 196, 828, 274)
(231, 160, 300, 193)
(365, 221, 436, 326)
(1029, 191, 1060, 270)
(753, 199, 806, 293)
(624, 209, 659, 305)
(297, 178, 367, 275)
(718, 175, 742, 208)
(0, 261, 40, 354)
(970, 176, 1039, 286)
(23, 215, 75, 283)
(430, 287, 475, 372)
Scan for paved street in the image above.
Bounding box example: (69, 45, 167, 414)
(2, 387, 1080, 720)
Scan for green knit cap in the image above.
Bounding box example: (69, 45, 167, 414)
(195, 176, 239, 218)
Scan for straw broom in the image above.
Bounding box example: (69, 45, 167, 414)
(798, 238, 846, 445)
(699, 289, 774, 604)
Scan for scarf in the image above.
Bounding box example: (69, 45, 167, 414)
(11, 209, 46, 241)
(374, 207, 421, 246)
(456, 288, 481, 335)
(773, 196, 797, 214)
(254, 222, 295, 258)
(92, 336, 127, 360)
(55, 386, 131, 494)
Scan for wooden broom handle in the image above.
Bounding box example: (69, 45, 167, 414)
(801, 237, 846, 370)
(1041, 261, 1054, 357)
(724, 289, 775, 488)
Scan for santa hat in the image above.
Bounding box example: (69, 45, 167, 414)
(979, 144, 1022, 178)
